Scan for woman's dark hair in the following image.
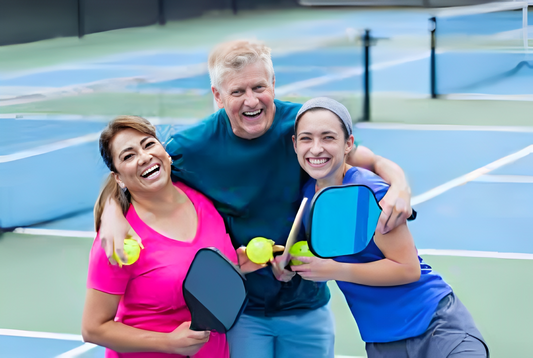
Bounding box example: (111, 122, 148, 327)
(94, 115, 157, 231)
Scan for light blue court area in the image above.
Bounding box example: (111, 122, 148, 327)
(0, 119, 106, 155)
(436, 52, 533, 95)
(0, 330, 105, 358)
(352, 125, 533, 255)
(0, 119, 191, 231)
(1, 69, 151, 88)
(0, 118, 109, 229)
(93, 51, 208, 67)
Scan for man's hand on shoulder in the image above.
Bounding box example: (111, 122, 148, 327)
(376, 185, 412, 235)
(99, 197, 134, 265)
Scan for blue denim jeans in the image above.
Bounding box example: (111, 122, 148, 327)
(227, 303, 335, 358)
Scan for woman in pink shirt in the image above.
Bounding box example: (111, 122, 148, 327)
(82, 115, 260, 357)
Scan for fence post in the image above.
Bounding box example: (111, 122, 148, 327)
(77, 0, 85, 38)
(158, 0, 166, 25)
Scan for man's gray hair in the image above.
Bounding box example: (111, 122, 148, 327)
(208, 40, 275, 90)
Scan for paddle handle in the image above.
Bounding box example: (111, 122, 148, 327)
(276, 197, 308, 269)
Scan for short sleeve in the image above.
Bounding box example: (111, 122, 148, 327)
(348, 167, 390, 202)
(87, 234, 131, 295)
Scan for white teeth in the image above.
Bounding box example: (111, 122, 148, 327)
(244, 110, 261, 116)
(141, 164, 159, 177)
(309, 158, 328, 165)
(146, 171, 159, 179)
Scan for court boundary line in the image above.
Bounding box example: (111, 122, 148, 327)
(473, 174, 533, 183)
(0, 132, 101, 163)
(12, 228, 95, 238)
(411, 144, 533, 205)
(55, 343, 98, 358)
(418, 249, 533, 260)
(355, 122, 533, 132)
(0, 328, 83, 341)
(9, 228, 533, 260)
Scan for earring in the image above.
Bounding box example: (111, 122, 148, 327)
(169, 157, 174, 165)
(119, 183, 127, 192)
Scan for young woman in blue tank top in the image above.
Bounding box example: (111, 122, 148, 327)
(290, 97, 489, 358)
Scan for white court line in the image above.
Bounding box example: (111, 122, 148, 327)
(411, 144, 533, 206)
(275, 52, 430, 96)
(419, 249, 533, 260)
(0, 63, 207, 106)
(11, 228, 533, 260)
(472, 174, 533, 183)
(13, 228, 95, 238)
(55, 343, 97, 358)
(355, 122, 533, 133)
(443, 94, 533, 102)
(0, 328, 82, 341)
(0, 132, 100, 163)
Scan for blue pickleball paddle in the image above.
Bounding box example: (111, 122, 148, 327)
(183, 247, 247, 333)
(308, 185, 382, 258)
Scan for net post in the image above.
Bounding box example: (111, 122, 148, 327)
(429, 17, 437, 99)
(361, 29, 371, 122)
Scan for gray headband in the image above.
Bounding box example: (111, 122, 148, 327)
(295, 97, 353, 136)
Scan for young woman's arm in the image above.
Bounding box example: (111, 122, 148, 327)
(82, 289, 209, 355)
(291, 223, 420, 286)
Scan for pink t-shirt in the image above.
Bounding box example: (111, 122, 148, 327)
(87, 182, 237, 358)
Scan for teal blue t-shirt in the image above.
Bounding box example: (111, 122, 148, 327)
(166, 99, 330, 315)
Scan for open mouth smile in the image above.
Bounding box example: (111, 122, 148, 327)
(307, 158, 330, 166)
(242, 109, 263, 119)
(141, 164, 161, 179)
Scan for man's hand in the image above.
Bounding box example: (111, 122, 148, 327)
(99, 197, 135, 265)
(166, 321, 210, 356)
(270, 252, 296, 282)
(290, 256, 337, 282)
(376, 185, 412, 235)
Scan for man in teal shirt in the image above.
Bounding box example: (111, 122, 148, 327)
(99, 40, 413, 358)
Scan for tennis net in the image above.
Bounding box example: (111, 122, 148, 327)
(430, 1, 533, 98)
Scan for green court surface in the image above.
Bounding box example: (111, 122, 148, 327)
(6, 92, 533, 127)
(1, 232, 532, 357)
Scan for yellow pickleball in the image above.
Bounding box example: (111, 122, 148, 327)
(246, 237, 275, 264)
(289, 241, 315, 266)
(113, 238, 141, 266)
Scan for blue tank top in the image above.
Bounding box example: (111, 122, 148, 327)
(302, 167, 452, 343)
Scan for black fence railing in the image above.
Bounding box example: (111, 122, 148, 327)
(0, 0, 298, 46)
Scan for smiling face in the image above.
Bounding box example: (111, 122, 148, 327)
(110, 128, 172, 195)
(212, 61, 276, 140)
(293, 109, 354, 185)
